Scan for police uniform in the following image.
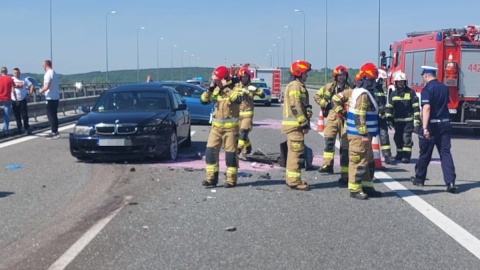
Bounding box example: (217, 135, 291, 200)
(412, 66, 457, 192)
(314, 81, 352, 173)
(201, 80, 243, 188)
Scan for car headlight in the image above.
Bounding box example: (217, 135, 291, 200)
(73, 125, 93, 136)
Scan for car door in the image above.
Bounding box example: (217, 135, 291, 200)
(173, 91, 190, 141)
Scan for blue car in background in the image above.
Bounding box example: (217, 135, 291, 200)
(158, 81, 213, 124)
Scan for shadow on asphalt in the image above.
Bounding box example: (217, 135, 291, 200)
(0, 192, 15, 198)
(236, 180, 284, 187)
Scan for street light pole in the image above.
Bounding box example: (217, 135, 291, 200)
(105, 11, 116, 83)
(273, 44, 279, 68)
(294, 9, 306, 59)
(170, 44, 176, 80)
(49, 0, 53, 62)
(378, 0, 381, 67)
(325, 0, 328, 84)
(284, 26, 294, 63)
(181, 50, 187, 80)
(136, 26, 145, 82)
(156, 37, 164, 81)
(277, 37, 286, 69)
(189, 54, 194, 77)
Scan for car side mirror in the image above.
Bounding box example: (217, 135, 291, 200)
(176, 103, 187, 110)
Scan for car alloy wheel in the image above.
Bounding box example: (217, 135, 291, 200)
(168, 131, 178, 160)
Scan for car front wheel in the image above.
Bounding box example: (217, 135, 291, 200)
(166, 130, 178, 160)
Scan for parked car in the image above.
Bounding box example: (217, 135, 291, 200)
(25, 76, 43, 102)
(69, 83, 191, 161)
(185, 77, 206, 89)
(250, 78, 272, 106)
(158, 81, 213, 124)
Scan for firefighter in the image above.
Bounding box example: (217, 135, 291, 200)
(375, 69, 394, 164)
(201, 66, 243, 188)
(314, 65, 352, 173)
(346, 62, 383, 199)
(281, 60, 312, 191)
(234, 65, 265, 160)
(386, 72, 420, 163)
(411, 66, 457, 193)
(331, 87, 353, 185)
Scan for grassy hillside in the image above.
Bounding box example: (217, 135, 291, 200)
(24, 67, 360, 86)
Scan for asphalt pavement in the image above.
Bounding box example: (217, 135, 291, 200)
(1, 91, 480, 270)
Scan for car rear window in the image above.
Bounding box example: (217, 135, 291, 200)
(251, 82, 267, 88)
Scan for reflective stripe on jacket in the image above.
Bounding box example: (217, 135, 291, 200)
(346, 87, 379, 136)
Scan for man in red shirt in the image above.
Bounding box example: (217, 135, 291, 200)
(0, 66, 17, 137)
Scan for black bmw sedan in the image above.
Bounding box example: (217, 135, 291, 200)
(69, 83, 191, 161)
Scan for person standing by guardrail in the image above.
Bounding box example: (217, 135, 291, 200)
(0, 66, 17, 137)
(11, 68, 34, 135)
(39, 60, 60, 139)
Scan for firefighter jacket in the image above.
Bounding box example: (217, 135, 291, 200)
(332, 88, 353, 117)
(234, 82, 265, 117)
(281, 78, 310, 134)
(346, 88, 379, 136)
(386, 86, 420, 124)
(314, 82, 352, 115)
(373, 83, 388, 118)
(201, 81, 243, 131)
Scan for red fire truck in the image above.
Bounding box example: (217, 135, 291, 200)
(381, 24, 480, 128)
(230, 64, 282, 103)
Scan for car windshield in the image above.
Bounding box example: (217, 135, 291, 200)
(92, 90, 171, 112)
(163, 83, 205, 98)
(251, 82, 268, 88)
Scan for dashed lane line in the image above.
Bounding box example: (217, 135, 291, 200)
(47, 196, 132, 270)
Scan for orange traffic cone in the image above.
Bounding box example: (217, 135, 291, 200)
(372, 135, 383, 169)
(316, 110, 325, 132)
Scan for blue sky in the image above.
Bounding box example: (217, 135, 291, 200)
(1, 0, 479, 75)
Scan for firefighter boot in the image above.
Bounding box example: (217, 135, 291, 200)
(338, 177, 348, 186)
(402, 158, 410, 164)
(383, 152, 395, 165)
(289, 181, 310, 191)
(202, 172, 218, 188)
(319, 165, 334, 174)
(362, 187, 383, 197)
(349, 191, 368, 200)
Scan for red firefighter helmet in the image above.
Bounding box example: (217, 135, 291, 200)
(212, 66, 229, 80)
(354, 62, 378, 81)
(237, 66, 251, 78)
(333, 65, 348, 79)
(290, 60, 312, 76)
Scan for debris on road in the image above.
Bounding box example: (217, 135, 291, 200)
(6, 164, 23, 170)
(225, 227, 237, 232)
(130, 167, 136, 172)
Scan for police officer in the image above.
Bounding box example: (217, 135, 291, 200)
(386, 72, 420, 163)
(281, 60, 312, 191)
(411, 66, 457, 193)
(314, 65, 352, 173)
(235, 65, 265, 160)
(346, 63, 383, 199)
(201, 66, 243, 188)
(374, 69, 394, 164)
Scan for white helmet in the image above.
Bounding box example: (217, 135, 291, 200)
(394, 72, 407, 81)
(378, 69, 388, 80)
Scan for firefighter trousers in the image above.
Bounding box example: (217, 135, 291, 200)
(378, 117, 392, 159)
(238, 114, 253, 154)
(339, 126, 349, 181)
(348, 134, 375, 193)
(285, 129, 305, 187)
(393, 121, 414, 160)
(322, 111, 344, 167)
(205, 126, 239, 185)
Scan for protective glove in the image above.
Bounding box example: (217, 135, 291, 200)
(306, 105, 313, 119)
(247, 85, 257, 92)
(386, 117, 394, 130)
(413, 120, 421, 134)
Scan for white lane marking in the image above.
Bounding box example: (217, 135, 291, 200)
(0, 124, 197, 150)
(377, 172, 480, 260)
(0, 124, 76, 149)
(48, 196, 132, 270)
(313, 122, 480, 260)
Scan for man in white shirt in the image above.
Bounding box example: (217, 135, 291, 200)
(12, 68, 34, 135)
(39, 60, 60, 139)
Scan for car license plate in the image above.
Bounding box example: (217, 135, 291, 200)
(448, 109, 457, 114)
(98, 139, 131, 146)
